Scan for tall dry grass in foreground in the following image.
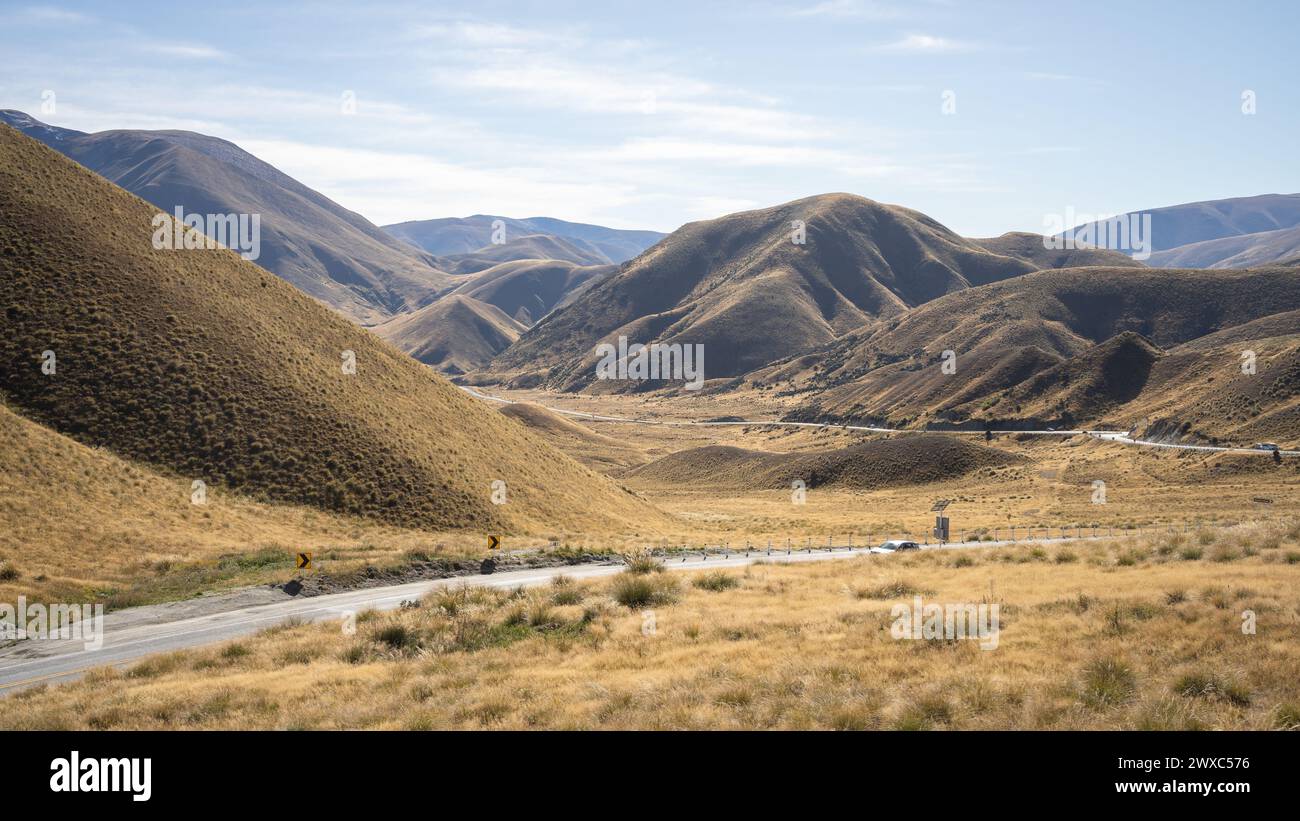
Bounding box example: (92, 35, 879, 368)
(4, 522, 1299, 730)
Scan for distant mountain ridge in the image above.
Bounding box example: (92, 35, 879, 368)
(385, 214, 665, 263)
(1066, 193, 1300, 268)
(0, 109, 452, 324)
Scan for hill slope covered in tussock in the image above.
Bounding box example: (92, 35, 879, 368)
(971, 231, 1147, 269)
(624, 435, 1020, 491)
(0, 110, 451, 325)
(492, 193, 1044, 390)
(780, 266, 1300, 426)
(449, 258, 616, 327)
(0, 124, 662, 534)
(372, 294, 524, 373)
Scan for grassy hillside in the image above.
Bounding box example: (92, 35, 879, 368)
(372, 294, 524, 373)
(0, 124, 662, 534)
(448, 259, 615, 326)
(972, 231, 1147, 269)
(782, 266, 1300, 426)
(625, 435, 1020, 490)
(0, 110, 450, 324)
(0, 402, 503, 606)
(499, 403, 649, 472)
(492, 193, 1040, 389)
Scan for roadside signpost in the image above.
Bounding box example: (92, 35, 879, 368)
(931, 499, 952, 543)
(296, 552, 312, 570)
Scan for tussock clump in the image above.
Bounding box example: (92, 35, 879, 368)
(1174, 672, 1251, 706)
(620, 549, 663, 575)
(852, 579, 921, 600)
(611, 573, 679, 608)
(1080, 658, 1138, 708)
(693, 572, 740, 592)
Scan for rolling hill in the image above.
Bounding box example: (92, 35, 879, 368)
(1148, 223, 1300, 269)
(773, 266, 1300, 432)
(0, 122, 662, 534)
(372, 294, 525, 373)
(972, 231, 1147, 269)
(1065, 193, 1300, 268)
(384, 214, 665, 263)
(448, 258, 617, 326)
(491, 193, 1051, 391)
(0, 109, 451, 324)
(624, 435, 1021, 491)
(435, 234, 611, 274)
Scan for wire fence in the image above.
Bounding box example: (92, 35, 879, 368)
(642, 520, 1216, 559)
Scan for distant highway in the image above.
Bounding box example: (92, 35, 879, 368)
(461, 386, 1298, 456)
(0, 535, 1110, 695)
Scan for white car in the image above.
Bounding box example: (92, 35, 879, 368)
(1253, 442, 1281, 451)
(870, 539, 920, 554)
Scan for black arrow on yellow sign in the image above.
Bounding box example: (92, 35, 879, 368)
(296, 552, 312, 570)
(487, 535, 500, 551)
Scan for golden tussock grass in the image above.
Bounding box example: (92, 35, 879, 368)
(5, 522, 1298, 730)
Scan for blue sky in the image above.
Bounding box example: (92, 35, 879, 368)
(2, 1, 1297, 235)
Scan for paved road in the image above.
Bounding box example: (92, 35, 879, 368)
(461, 386, 1297, 456)
(0, 536, 1110, 695)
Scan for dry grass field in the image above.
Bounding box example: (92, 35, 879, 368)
(5, 522, 1298, 730)
(491, 388, 1300, 544)
(0, 402, 576, 607)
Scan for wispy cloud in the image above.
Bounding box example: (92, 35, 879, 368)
(871, 33, 977, 53)
(8, 5, 91, 24)
(144, 43, 228, 60)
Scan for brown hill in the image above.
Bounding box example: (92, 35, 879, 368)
(1117, 320, 1300, 448)
(0, 123, 661, 534)
(1148, 224, 1300, 269)
(371, 294, 524, 374)
(0, 110, 451, 324)
(449, 259, 616, 326)
(624, 435, 1020, 491)
(383, 214, 664, 262)
(498, 403, 648, 472)
(491, 193, 1041, 390)
(437, 234, 610, 274)
(984, 332, 1165, 424)
(972, 231, 1147, 269)
(781, 266, 1300, 426)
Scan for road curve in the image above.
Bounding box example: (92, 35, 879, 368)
(461, 386, 1298, 456)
